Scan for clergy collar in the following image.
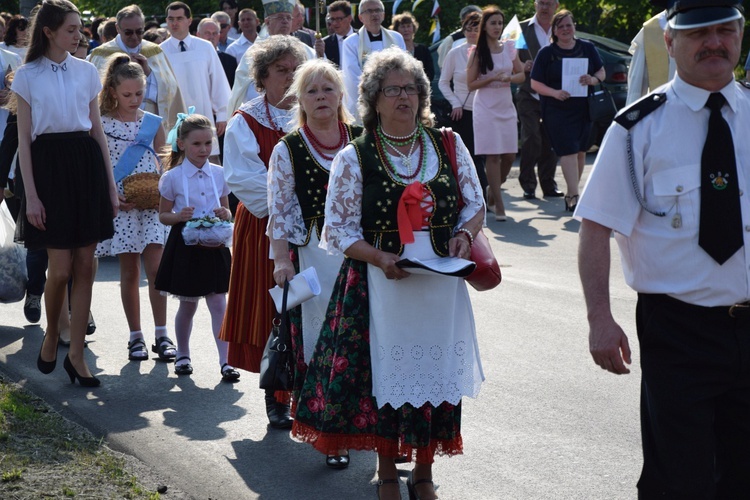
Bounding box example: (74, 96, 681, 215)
(115, 35, 141, 55)
(367, 30, 383, 42)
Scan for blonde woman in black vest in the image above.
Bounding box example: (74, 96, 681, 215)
(292, 47, 485, 500)
(267, 58, 362, 469)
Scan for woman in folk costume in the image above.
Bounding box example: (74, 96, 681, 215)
(293, 48, 485, 500)
(267, 58, 362, 468)
(339, 0, 405, 123)
(221, 35, 307, 429)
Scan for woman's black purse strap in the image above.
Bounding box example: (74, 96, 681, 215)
(274, 280, 291, 351)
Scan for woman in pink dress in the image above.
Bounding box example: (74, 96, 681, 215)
(467, 5, 524, 221)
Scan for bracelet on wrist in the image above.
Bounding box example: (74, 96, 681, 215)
(454, 227, 474, 246)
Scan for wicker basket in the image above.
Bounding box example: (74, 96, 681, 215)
(122, 172, 161, 210)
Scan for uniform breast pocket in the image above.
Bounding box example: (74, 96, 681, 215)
(650, 165, 700, 229)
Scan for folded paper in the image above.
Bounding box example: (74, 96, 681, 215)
(268, 266, 321, 313)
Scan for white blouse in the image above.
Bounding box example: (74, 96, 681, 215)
(267, 127, 354, 245)
(439, 43, 476, 111)
(223, 96, 295, 218)
(159, 159, 230, 218)
(321, 131, 484, 255)
(11, 53, 101, 141)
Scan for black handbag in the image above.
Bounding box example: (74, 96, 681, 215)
(259, 280, 295, 391)
(588, 86, 617, 123)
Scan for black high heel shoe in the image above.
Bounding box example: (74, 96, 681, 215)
(63, 355, 100, 387)
(406, 471, 435, 500)
(564, 194, 579, 212)
(37, 334, 58, 374)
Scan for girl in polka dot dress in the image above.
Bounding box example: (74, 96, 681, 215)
(96, 55, 177, 364)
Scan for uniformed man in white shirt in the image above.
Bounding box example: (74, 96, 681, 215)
(577, 0, 750, 497)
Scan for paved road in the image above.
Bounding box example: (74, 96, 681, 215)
(0, 158, 643, 499)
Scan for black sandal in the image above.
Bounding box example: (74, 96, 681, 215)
(376, 478, 400, 499)
(220, 363, 240, 382)
(406, 471, 434, 500)
(151, 336, 177, 361)
(174, 356, 193, 375)
(86, 311, 96, 335)
(127, 338, 148, 361)
(325, 453, 350, 469)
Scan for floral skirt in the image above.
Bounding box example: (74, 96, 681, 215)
(291, 258, 463, 464)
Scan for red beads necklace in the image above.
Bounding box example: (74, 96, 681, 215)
(304, 121, 347, 161)
(264, 97, 284, 134)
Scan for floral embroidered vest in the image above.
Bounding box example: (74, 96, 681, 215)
(281, 124, 364, 246)
(352, 126, 459, 256)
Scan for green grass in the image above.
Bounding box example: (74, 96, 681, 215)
(0, 374, 161, 498)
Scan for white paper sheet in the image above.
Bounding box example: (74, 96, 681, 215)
(268, 266, 321, 313)
(562, 58, 588, 97)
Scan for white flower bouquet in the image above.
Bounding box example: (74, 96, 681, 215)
(182, 216, 233, 247)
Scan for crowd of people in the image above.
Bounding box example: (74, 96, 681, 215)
(4, 0, 750, 498)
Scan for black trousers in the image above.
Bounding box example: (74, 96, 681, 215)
(515, 90, 558, 194)
(636, 293, 750, 499)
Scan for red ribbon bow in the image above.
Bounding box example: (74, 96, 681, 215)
(397, 182, 432, 244)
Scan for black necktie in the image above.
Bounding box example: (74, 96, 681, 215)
(179, 40, 186, 52)
(699, 92, 743, 264)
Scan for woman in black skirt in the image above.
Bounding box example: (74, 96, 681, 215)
(13, 0, 117, 387)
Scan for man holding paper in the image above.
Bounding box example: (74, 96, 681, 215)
(530, 9, 604, 213)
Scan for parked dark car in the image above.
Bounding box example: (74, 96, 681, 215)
(428, 31, 632, 148)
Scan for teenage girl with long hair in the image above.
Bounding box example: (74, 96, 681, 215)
(14, 0, 118, 387)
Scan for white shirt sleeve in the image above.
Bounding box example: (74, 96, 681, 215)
(267, 140, 307, 244)
(222, 113, 269, 218)
(320, 144, 364, 255)
(438, 49, 462, 109)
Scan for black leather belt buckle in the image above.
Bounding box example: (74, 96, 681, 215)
(729, 302, 750, 318)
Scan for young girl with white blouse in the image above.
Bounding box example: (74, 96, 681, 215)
(14, 0, 118, 387)
(154, 113, 240, 382)
(95, 55, 177, 364)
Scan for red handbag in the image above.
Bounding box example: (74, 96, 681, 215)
(440, 128, 501, 291)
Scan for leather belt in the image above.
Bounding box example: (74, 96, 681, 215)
(728, 302, 750, 318)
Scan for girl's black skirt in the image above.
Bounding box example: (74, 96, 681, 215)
(155, 222, 231, 298)
(16, 132, 114, 250)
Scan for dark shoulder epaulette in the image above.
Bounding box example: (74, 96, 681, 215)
(613, 92, 667, 130)
(739, 80, 750, 90)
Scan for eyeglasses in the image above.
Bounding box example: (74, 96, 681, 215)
(220, 23, 230, 29)
(360, 8, 384, 15)
(328, 16, 347, 23)
(123, 28, 144, 36)
(381, 84, 422, 97)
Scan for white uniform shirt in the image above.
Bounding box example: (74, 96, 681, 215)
(159, 159, 230, 218)
(11, 53, 101, 141)
(576, 76, 750, 306)
(161, 35, 231, 155)
(438, 42, 476, 111)
(225, 34, 254, 64)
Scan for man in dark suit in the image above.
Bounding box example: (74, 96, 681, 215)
(515, 0, 563, 199)
(322, 0, 354, 66)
